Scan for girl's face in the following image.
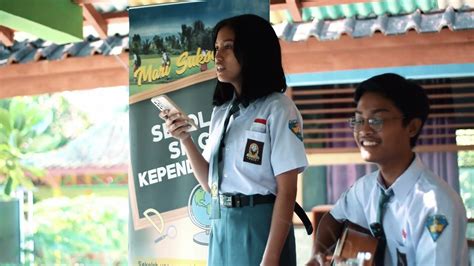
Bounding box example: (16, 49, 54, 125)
(215, 26, 242, 94)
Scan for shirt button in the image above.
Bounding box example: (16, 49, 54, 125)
(223, 174, 228, 178)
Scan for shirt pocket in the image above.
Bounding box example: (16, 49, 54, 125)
(240, 130, 267, 166)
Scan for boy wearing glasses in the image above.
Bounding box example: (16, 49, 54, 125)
(307, 73, 468, 266)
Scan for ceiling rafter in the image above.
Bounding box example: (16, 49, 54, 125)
(101, 11, 128, 23)
(287, 0, 303, 22)
(81, 3, 109, 39)
(82, 11, 128, 27)
(0, 26, 14, 46)
(71, 0, 129, 27)
(279, 29, 474, 74)
(271, 0, 289, 10)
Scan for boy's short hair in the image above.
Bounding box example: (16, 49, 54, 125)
(354, 73, 430, 147)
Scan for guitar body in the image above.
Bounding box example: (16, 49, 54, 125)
(332, 223, 378, 266)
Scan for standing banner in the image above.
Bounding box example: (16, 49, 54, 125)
(128, 0, 268, 264)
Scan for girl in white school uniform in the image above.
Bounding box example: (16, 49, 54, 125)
(162, 14, 308, 266)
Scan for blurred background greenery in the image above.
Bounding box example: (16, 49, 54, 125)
(0, 88, 129, 265)
(460, 151, 474, 240)
(30, 195, 128, 265)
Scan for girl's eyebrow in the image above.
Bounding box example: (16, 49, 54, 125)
(215, 39, 234, 44)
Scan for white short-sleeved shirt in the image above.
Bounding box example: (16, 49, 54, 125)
(330, 155, 468, 265)
(202, 92, 308, 195)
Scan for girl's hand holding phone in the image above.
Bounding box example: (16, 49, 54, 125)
(159, 109, 192, 141)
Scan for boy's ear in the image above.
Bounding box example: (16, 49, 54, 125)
(408, 118, 422, 138)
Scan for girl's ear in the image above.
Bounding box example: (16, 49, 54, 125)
(408, 118, 422, 138)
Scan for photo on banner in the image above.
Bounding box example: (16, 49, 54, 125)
(128, 0, 268, 264)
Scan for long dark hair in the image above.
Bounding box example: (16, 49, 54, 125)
(211, 14, 287, 106)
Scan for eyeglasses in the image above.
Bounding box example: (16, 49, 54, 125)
(348, 116, 404, 132)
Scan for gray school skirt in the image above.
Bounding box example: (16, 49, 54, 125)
(208, 202, 296, 266)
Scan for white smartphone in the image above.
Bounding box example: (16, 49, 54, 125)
(151, 95, 198, 132)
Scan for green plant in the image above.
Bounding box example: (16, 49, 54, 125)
(459, 148, 474, 215)
(31, 195, 128, 265)
(459, 168, 474, 240)
(0, 98, 52, 195)
(460, 168, 474, 213)
(0, 96, 91, 195)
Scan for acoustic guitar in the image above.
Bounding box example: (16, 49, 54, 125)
(331, 223, 378, 266)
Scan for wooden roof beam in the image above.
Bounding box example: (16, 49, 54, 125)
(0, 53, 129, 99)
(73, 0, 129, 24)
(102, 11, 129, 24)
(280, 30, 474, 74)
(0, 26, 14, 46)
(81, 3, 108, 39)
(82, 11, 129, 26)
(288, 0, 303, 22)
(270, 0, 303, 22)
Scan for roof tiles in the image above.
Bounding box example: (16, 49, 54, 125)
(271, 0, 474, 23)
(0, 34, 128, 67)
(274, 8, 474, 41)
(1, 7, 472, 66)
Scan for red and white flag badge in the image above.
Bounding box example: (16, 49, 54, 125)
(402, 228, 407, 240)
(250, 118, 267, 133)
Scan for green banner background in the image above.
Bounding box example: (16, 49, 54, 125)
(129, 79, 215, 216)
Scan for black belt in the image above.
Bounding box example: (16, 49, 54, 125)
(219, 194, 313, 235)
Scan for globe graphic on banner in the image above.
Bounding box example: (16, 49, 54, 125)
(188, 184, 211, 245)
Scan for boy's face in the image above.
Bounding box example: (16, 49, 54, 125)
(353, 92, 413, 165)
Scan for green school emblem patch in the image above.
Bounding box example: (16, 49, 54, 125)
(288, 120, 303, 141)
(425, 214, 448, 242)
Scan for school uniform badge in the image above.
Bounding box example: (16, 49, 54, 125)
(425, 214, 448, 241)
(288, 119, 303, 141)
(243, 138, 263, 165)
